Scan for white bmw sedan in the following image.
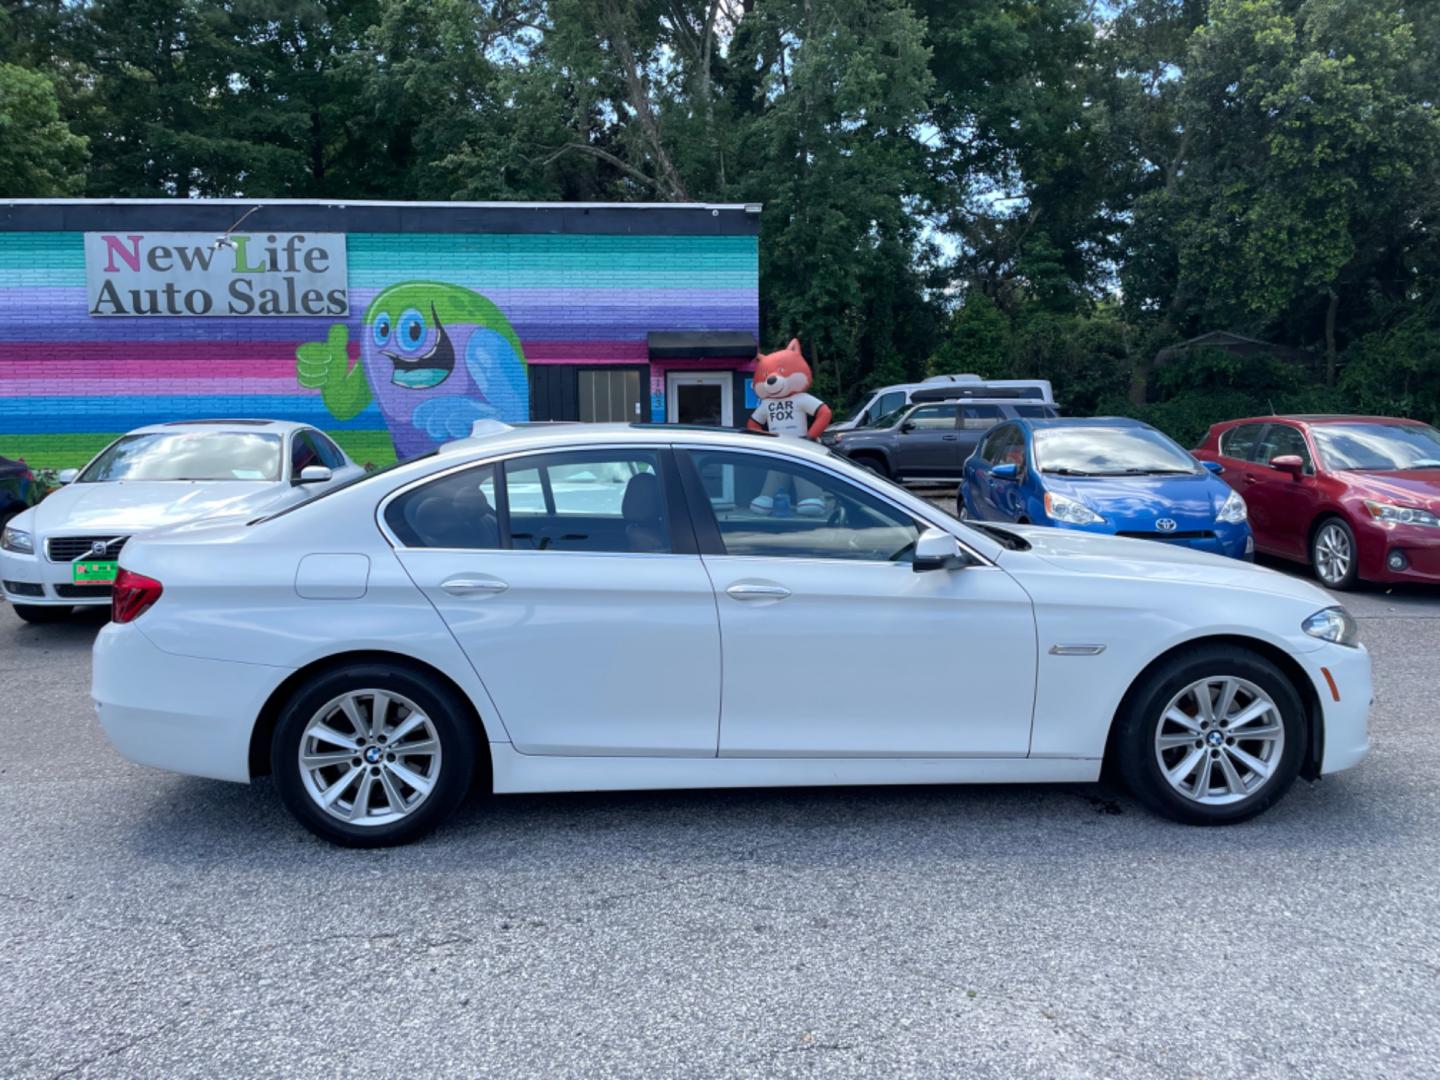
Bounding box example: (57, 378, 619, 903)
(1, 420, 364, 623)
(91, 422, 1371, 847)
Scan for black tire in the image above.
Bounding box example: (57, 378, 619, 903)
(272, 662, 480, 848)
(1310, 516, 1360, 591)
(850, 453, 891, 480)
(1111, 645, 1307, 826)
(11, 603, 72, 624)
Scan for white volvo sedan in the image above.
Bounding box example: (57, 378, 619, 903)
(91, 422, 1371, 846)
(0, 420, 364, 623)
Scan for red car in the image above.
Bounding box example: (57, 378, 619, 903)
(1193, 415, 1440, 589)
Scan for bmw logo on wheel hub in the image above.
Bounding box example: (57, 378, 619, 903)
(363, 746, 383, 765)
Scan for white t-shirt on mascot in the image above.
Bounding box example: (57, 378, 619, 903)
(752, 393, 823, 439)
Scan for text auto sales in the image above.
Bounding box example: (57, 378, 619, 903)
(84, 232, 349, 317)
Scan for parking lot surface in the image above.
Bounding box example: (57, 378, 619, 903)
(2, 569, 1438, 1079)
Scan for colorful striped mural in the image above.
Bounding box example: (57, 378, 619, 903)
(0, 221, 760, 468)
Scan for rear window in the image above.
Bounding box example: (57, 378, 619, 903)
(1218, 424, 1265, 461)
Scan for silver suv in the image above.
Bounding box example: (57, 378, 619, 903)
(825, 397, 1058, 483)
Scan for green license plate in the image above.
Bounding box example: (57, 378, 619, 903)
(73, 560, 118, 584)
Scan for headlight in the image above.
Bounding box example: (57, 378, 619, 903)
(1302, 606, 1360, 647)
(1364, 500, 1440, 528)
(1, 525, 34, 554)
(1044, 491, 1105, 526)
(1216, 489, 1248, 523)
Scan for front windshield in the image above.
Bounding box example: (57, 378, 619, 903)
(1311, 423, 1440, 472)
(870, 406, 912, 430)
(79, 432, 283, 482)
(1033, 426, 1199, 476)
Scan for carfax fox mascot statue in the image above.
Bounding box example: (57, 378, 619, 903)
(746, 338, 832, 515)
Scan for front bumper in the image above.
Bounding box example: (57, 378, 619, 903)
(1045, 519, 1254, 561)
(1300, 640, 1371, 775)
(1352, 518, 1440, 584)
(1, 544, 115, 607)
(93, 621, 292, 783)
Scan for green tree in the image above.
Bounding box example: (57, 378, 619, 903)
(0, 62, 87, 194)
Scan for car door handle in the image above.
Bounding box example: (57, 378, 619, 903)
(441, 577, 509, 597)
(726, 583, 791, 601)
(942, 435, 958, 441)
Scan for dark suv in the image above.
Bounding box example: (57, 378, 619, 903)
(825, 398, 1058, 482)
(0, 455, 39, 531)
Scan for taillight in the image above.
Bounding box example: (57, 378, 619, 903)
(112, 568, 163, 623)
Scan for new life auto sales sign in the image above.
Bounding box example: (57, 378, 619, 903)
(84, 232, 348, 316)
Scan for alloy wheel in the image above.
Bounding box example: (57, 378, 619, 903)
(1153, 676, 1285, 805)
(1314, 522, 1352, 587)
(298, 689, 443, 826)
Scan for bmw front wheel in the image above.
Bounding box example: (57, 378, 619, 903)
(272, 663, 479, 847)
(1112, 646, 1306, 825)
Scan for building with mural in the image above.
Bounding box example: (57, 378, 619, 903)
(0, 200, 761, 468)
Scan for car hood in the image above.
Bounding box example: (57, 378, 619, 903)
(995, 524, 1332, 606)
(30, 480, 286, 534)
(1337, 470, 1440, 512)
(1044, 472, 1231, 528)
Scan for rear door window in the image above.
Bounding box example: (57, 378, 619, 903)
(504, 450, 671, 554)
(1218, 424, 1265, 462)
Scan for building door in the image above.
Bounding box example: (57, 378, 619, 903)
(666, 371, 734, 427)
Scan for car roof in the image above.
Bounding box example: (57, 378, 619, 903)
(435, 420, 844, 466)
(1015, 415, 1148, 431)
(1214, 414, 1425, 428)
(126, 418, 309, 435)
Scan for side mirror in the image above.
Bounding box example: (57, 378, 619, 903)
(297, 465, 333, 484)
(1270, 455, 1304, 477)
(56, 468, 79, 484)
(992, 462, 1019, 480)
(1202, 460, 1224, 474)
(899, 421, 916, 434)
(913, 527, 970, 572)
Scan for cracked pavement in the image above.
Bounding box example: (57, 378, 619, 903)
(1, 571, 1438, 1078)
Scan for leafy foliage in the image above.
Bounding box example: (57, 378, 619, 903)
(3, 0, 1439, 437)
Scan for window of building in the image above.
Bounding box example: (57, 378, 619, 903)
(578, 369, 643, 423)
(685, 450, 920, 563)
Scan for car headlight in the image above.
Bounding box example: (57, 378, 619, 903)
(1364, 500, 1440, 528)
(1044, 491, 1105, 526)
(1302, 606, 1360, 647)
(1216, 489, 1248, 523)
(1, 525, 34, 554)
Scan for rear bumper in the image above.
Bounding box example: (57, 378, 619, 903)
(92, 621, 291, 783)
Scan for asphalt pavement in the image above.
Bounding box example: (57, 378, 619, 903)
(1, 566, 1437, 1079)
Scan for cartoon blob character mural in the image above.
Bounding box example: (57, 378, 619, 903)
(297, 281, 529, 459)
(745, 338, 832, 515)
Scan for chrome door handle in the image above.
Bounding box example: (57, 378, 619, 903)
(726, 583, 791, 601)
(441, 577, 509, 596)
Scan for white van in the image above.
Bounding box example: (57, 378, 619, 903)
(830, 374, 1056, 432)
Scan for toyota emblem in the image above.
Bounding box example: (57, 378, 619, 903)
(90, 540, 110, 556)
(1155, 518, 1178, 533)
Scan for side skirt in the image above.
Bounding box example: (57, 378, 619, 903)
(489, 744, 1102, 794)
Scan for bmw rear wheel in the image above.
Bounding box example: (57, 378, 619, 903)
(1112, 646, 1306, 825)
(1311, 517, 1359, 590)
(273, 663, 478, 847)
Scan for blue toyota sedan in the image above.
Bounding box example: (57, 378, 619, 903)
(960, 416, 1254, 560)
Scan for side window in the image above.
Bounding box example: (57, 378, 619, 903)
(685, 450, 920, 563)
(960, 404, 1004, 430)
(1218, 424, 1264, 461)
(290, 431, 321, 476)
(876, 391, 907, 417)
(385, 463, 500, 549)
(980, 425, 1017, 465)
(1257, 425, 1313, 472)
(505, 450, 670, 554)
(308, 431, 346, 469)
(903, 404, 957, 431)
(1013, 404, 1053, 419)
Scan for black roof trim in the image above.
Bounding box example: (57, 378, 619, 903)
(0, 200, 762, 237)
(648, 331, 758, 359)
